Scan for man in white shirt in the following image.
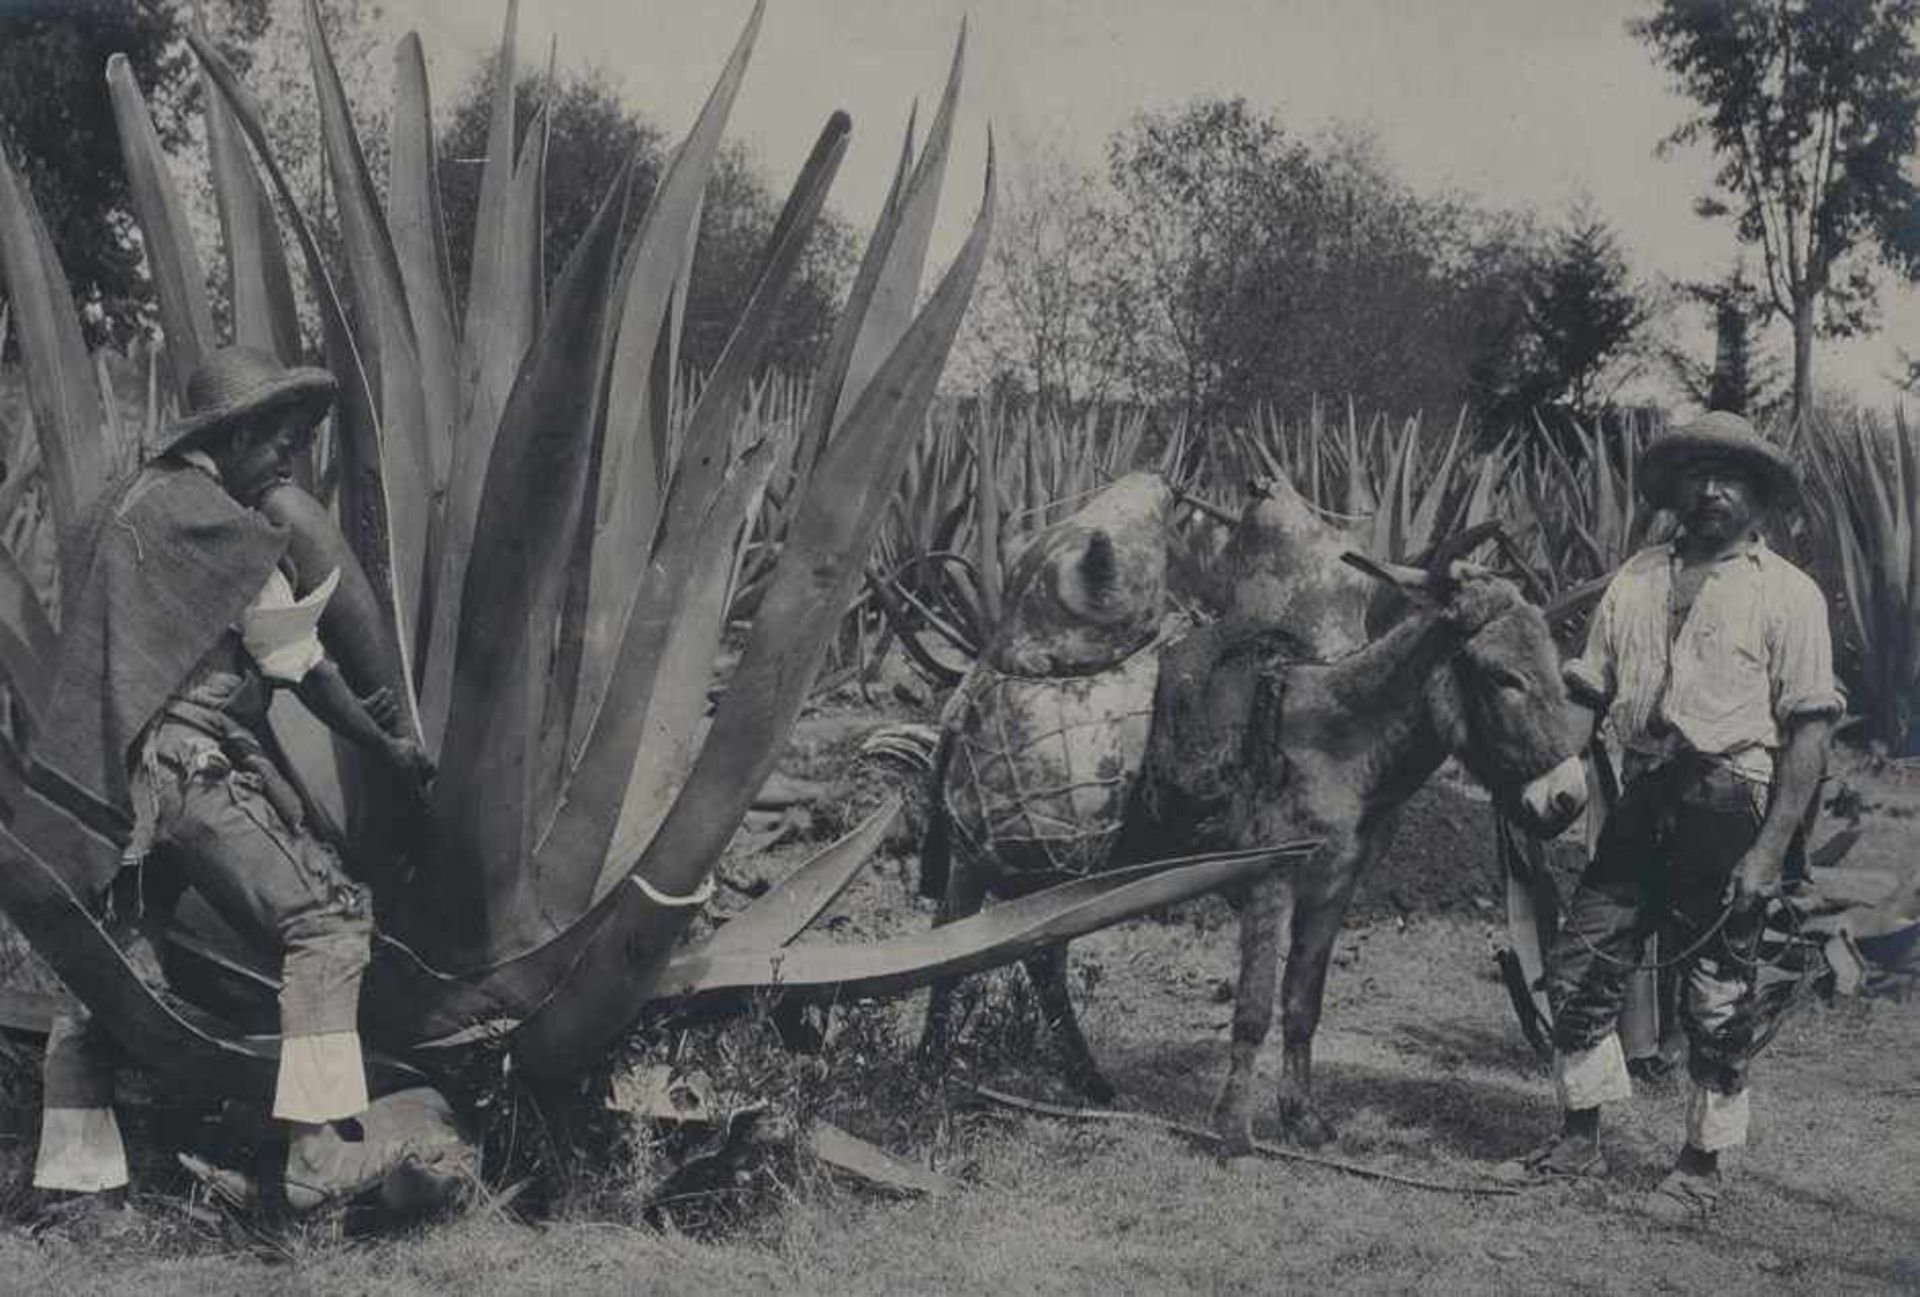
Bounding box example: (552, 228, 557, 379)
(1504, 411, 1841, 1224)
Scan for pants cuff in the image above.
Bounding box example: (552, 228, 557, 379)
(1686, 1083, 1750, 1152)
(34, 1106, 129, 1192)
(273, 1031, 369, 1123)
(1555, 1032, 1633, 1108)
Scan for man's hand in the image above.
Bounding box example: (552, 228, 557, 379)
(360, 686, 401, 735)
(1726, 843, 1785, 911)
(385, 735, 435, 799)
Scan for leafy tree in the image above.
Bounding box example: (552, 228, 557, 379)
(1633, 0, 1920, 421)
(439, 66, 850, 377)
(1475, 206, 1651, 432)
(958, 135, 1134, 417)
(1665, 266, 1783, 415)
(0, 0, 190, 347)
(1103, 99, 1537, 434)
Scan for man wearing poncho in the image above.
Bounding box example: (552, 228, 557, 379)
(29, 346, 432, 1195)
(1503, 411, 1840, 1224)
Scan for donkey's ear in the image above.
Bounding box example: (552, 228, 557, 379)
(1341, 550, 1441, 605)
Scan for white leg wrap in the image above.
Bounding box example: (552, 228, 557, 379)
(1685, 1083, 1750, 1152)
(1555, 1032, 1634, 1109)
(34, 1107, 129, 1193)
(273, 1030, 369, 1123)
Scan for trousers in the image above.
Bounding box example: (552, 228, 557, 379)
(1544, 756, 1768, 1095)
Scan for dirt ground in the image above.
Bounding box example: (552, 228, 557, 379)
(0, 695, 1915, 1294)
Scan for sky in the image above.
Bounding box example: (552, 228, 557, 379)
(382, 0, 1920, 410)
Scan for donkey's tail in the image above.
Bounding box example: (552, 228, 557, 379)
(858, 722, 952, 901)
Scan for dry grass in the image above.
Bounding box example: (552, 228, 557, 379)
(0, 709, 1914, 1294)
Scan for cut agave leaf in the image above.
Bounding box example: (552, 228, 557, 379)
(692, 795, 901, 956)
(656, 843, 1318, 1012)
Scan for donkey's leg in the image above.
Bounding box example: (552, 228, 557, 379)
(1023, 942, 1114, 1103)
(1209, 873, 1283, 1156)
(917, 856, 989, 1078)
(1276, 844, 1367, 1147)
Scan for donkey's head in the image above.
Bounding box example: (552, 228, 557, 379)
(1342, 535, 1586, 838)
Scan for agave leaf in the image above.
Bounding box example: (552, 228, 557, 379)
(834, 22, 965, 426)
(596, 433, 784, 889)
(0, 816, 281, 1097)
(0, 141, 110, 584)
(525, 114, 850, 925)
(202, 45, 301, 366)
(975, 405, 1003, 625)
(421, 164, 632, 964)
(388, 32, 461, 507)
(307, 0, 434, 688)
(188, 27, 419, 735)
(107, 54, 216, 401)
(570, 3, 766, 766)
(792, 104, 915, 491)
(694, 795, 901, 957)
(510, 140, 993, 1077)
(461, 0, 521, 367)
(418, 0, 536, 747)
(0, 544, 54, 730)
(655, 843, 1317, 1012)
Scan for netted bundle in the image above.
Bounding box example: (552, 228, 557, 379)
(943, 643, 1162, 879)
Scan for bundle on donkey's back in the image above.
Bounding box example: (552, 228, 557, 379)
(914, 470, 1588, 1151)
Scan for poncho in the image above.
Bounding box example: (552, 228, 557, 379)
(31, 460, 287, 888)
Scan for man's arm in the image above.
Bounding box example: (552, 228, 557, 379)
(1730, 713, 1832, 906)
(294, 659, 434, 796)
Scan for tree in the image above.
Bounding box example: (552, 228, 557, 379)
(1664, 266, 1783, 415)
(1103, 99, 1538, 434)
(958, 135, 1133, 416)
(1475, 205, 1652, 432)
(0, 0, 190, 347)
(1633, 0, 1920, 421)
(439, 66, 849, 377)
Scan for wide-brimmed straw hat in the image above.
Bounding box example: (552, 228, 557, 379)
(1637, 410, 1798, 511)
(154, 345, 337, 460)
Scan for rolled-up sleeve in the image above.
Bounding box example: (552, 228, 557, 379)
(1769, 572, 1843, 724)
(1562, 577, 1619, 707)
(242, 567, 339, 683)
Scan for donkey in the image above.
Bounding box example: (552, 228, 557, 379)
(918, 503, 1588, 1151)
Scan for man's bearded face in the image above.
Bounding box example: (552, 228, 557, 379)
(216, 413, 302, 507)
(1675, 456, 1764, 546)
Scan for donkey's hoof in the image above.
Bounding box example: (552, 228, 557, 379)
(1278, 1101, 1337, 1148)
(1208, 1097, 1256, 1159)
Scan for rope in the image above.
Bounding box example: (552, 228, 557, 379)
(1563, 899, 1742, 972)
(966, 1085, 1522, 1198)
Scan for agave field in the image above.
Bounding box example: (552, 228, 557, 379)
(0, 0, 1358, 1168)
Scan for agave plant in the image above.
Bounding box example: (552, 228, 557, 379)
(0, 1, 1319, 1109)
(1798, 406, 1920, 753)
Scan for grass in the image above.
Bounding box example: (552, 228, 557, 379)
(0, 703, 1915, 1293)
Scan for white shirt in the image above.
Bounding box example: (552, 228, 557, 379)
(1565, 536, 1842, 783)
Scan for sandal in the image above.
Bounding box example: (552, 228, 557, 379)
(1638, 1168, 1723, 1225)
(1491, 1135, 1609, 1184)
